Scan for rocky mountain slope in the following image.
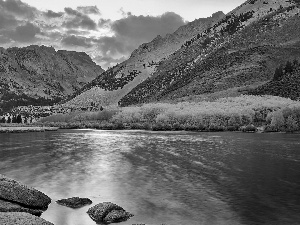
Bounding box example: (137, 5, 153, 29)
(64, 12, 225, 108)
(118, 0, 300, 106)
(62, 0, 300, 109)
(0, 45, 104, 114)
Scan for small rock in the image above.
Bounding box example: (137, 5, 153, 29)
(103, 209, 134, 223)
(0, 212, 54, 225)
(87, 202, 133, 223)
(0, 199, 43, 216)
(0, 175, 51, 210)
(56, 197, 92, 208)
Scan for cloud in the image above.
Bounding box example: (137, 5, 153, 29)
(63, 7, 97, 30)
(0, 0, 37, 19)
(93, 12, 186, 64)
(0, 11, 18, 29)
(98, 18, 111, 27)
(112, 12, 186, 41)
(77, 6, 100, 15)
(12, 22, 41, 42)
(0, 0, 187, 69)
(44, 10, 63, 18)
(61, 35, 93, 48)
(93, 55, 127, 69)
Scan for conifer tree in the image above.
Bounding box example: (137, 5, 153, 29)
(273, 65, 284, 81)
(16, 114, 22, 123)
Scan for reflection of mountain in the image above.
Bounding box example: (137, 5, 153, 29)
(0, 45, 104, 114)
(67, 0, 300, 108)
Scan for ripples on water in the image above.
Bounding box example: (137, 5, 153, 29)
(0, 130, 300, 225)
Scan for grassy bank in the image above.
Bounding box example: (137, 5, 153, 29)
(37, 95, 300, 132)
(0, 127, 59, 133)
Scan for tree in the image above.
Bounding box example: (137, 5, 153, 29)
(285, 60, 293, 74)
(7, 117, 11, 123)
(16, 114, 22, 123)
(12, 116, 17, 123)
(271, 111, 285, 131)
(286, 115, 298, 132)
(273, 65, 284, 81)
(0, 117, 6, 123)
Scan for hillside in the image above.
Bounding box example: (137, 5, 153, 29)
(64, 12, 225, 108)
(247, 59, 300, 99)
(0, 45, 104, 114)
(118, 0, 300, 106)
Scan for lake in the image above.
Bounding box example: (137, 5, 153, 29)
(0, 129, 300, 225)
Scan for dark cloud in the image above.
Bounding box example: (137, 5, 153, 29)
(77, 6, 100, 15)
(61, 35, 93, 48)
(63, 7, 97, 30)
(0, 11, 18, 29)
(0, 0, 37, 19)
(64, 7, 81, 16)
(94, 12, 186, 64)
(112, 12, 186, 41)
(12, 22, 41, 42)
(98, 18, 111, 27)
(44, 10, 63, 18)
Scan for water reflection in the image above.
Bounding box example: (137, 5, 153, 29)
(0, 130, 300, 224)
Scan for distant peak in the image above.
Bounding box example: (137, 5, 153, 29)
(212, 11, 225, 18)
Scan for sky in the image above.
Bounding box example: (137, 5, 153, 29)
(0, 0, 245, 69)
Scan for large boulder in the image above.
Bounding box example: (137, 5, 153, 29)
(0, 212, 54, 225)
(56, 197, 92, 208)
(0, 200, 43, 216)
(87, 202, 133, 223)
(0, 175, 51, 210)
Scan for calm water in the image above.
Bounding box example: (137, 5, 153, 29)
(0, 130, 300, 225)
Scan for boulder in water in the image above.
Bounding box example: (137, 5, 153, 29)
(87, 202, 133, 223)
(103, 209, 134, 223)
(0, 199, 43, 216)
(0, 212, 54, 225)
(56, 197, 92, 208)
(0, 175, 51, 210)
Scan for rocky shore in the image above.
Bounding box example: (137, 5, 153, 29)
(0, 127, 59, 133)
(0, 175, 52, 224)
(0, 175, 134, 225)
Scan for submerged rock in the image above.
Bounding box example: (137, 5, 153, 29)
(0, 175, 51, 210)
(0, 199, 43, 216)
(0, 212, 54, 225)
(87, 202, 133, 223)
(56, 197, 92, 208)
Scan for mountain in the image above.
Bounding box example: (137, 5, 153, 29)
(118, 0, 300, 106)
(64, 11, 225, 108)
(0, 45, 104, 114)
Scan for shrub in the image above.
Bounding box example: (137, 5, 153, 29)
(286, 115, 298, 132)
(270, 111, 285, 131)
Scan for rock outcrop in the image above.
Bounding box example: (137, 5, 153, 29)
(56, 197, 92, 208)
(87, 202, 133, 224)
(0, 175, 51, 210)
(0, 212, 53, 225)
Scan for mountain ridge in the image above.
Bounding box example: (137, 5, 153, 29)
(0, 45, 104, 114)
(118, 0, 300, 106)
(63, 11, 226, 108)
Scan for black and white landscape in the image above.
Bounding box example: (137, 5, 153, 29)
(1, 0, 300, 224)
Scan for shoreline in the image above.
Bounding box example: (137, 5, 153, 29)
(0, 127, 59, 133)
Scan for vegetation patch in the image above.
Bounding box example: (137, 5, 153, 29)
(38, 95, 300, 133)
